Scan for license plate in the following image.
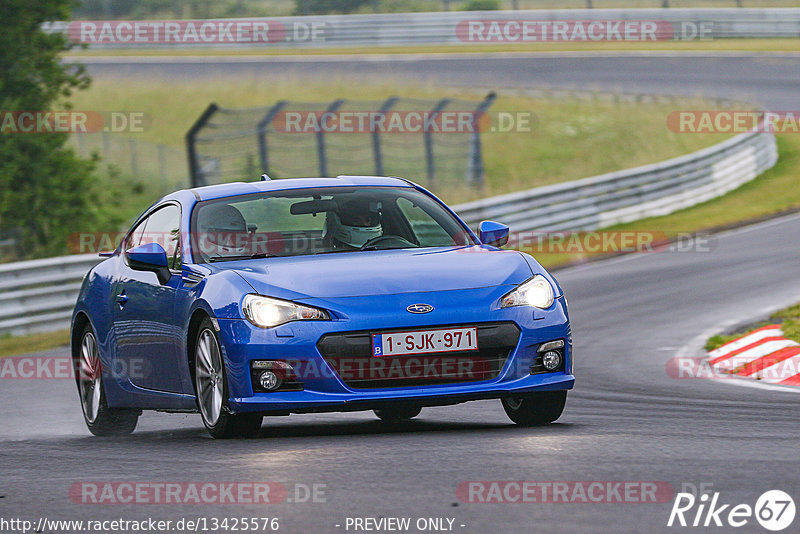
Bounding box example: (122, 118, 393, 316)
(371, 327, 478, 357)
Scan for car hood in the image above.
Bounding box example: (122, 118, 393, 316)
(211, 246, 536, 300)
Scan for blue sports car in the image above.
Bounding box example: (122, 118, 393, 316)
(71, 176, 573, 438)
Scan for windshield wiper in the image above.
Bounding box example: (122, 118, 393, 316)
(360, 244, 419, 251)
(207, 253, 274, 263)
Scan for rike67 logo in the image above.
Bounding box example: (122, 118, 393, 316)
(668, 488, 795, 531)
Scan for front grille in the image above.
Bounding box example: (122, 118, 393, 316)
(317, 322, 520, 389)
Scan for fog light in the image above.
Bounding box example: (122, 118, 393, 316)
(259, 370, 281, 391)
(542, 351, 562, 371)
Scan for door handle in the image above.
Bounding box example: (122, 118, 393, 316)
(116, 292, 128, 307)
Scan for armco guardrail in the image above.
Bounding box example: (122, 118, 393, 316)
(0, 254, 101, 337)
(453, 130, 777, 231)
(47, 8, 800, 48)
(0, 130, 777, 337)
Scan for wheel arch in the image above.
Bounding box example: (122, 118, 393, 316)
(186, 307, 213, 389)
(70, 312, 92, 384)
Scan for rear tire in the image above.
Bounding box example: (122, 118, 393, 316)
(501, 391, 567, 426)
(194, 318, 262, 439)
(374, 405, 422, 421)
(76, 324, 139, 436)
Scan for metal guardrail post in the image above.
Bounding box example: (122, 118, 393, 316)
(257, 100, 288, 176)
(317, 99, 344, 177)
(372, 96, 398, 176)
(425, 98, 451, 189)
(467, 92, 496, 188)
(186, 103, 219, 187)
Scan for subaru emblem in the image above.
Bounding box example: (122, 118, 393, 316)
(406, 303, 434, 314)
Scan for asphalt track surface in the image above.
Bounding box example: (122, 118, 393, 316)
(2, 53, 800, 532)
(73, 52, 800, 108)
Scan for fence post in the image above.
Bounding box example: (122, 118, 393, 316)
(467, 92, 496, 188)
(76, 133, 86, 157)
(317, 99, 344, 177)
(186, 103, 219, 187)
(129, 138, 138, 177)
(102, 131, 110, 161)
(157, 143, 167, 193)
(425, 98, 451, 189)
(257, 100, 287, 176)
(372, 96, 398, 176)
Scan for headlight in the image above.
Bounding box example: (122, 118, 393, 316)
(501, 275, 555, 309)
(242, 294, 329, 328)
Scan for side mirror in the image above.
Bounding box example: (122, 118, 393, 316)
(126, 243, 171, 284)
(478, 220, 510, 248)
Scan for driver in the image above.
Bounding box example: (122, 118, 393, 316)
(196, 203, 251, 259)
(326, 197, 383, 250)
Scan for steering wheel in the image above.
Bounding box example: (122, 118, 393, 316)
(360, 235, 416, 251)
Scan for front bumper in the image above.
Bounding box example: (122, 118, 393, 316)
(216, 286, 574, 415)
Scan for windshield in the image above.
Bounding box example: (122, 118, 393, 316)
(190, 186, 474, 262)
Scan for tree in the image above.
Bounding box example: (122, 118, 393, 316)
(0, 0, 107, 260)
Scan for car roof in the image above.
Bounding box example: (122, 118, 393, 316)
(163, 176, 415, 203)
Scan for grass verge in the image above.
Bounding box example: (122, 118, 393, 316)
(705, 303, 800, 351)
(0, 330, 71, 358)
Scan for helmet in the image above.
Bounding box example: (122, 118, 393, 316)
(196, 203, 249, 256)
(330, 197, 382, 248)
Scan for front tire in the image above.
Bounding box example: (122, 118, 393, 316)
(374, 405, 422, 421)
(501, 391, 567, 426)
(76, 325, 139, 436)
(194, 318, 262, 439)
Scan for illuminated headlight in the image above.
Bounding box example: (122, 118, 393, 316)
(501, 275, 555, 309)
(242, 294, 329, 328)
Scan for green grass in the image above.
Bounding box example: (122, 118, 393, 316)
(0, 330, 71, 358)
(705, 302, 800, 351)
(68, 77, 725, 204)
(66, 38, 800, 57)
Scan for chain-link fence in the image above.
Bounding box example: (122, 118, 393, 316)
(70, 133, 190, 195)
(186, 93, 496, 192)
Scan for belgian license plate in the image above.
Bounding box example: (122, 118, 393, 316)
(371, 327, 478, 357)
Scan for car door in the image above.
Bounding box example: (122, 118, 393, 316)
(112, 203, 186, 393)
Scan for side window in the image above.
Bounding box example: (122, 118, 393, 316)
(141, 204, 182, 269)
(396, 198, 453, 247)
(125, 217, 149, 250)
